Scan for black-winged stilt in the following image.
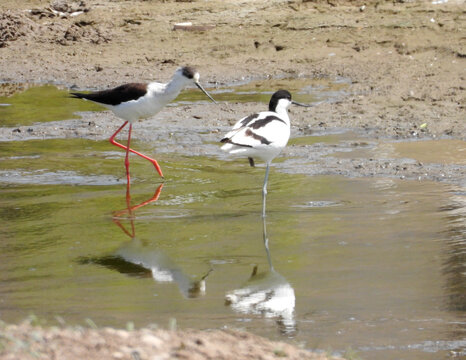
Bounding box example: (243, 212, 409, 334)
(220, 89, 310, 216)
(71, 66, 216, 183)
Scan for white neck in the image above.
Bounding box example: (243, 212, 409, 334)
(163, 74, 190, 101)
(275, 103, 291, 125)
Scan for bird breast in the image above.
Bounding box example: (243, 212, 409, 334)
(111, 92, 169, 122)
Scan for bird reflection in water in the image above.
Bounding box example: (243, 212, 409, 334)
(92, 183, 212, 299)
(225, 216, 296, 335)
(112, 183, 164, 239)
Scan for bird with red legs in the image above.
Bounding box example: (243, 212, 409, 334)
(71, 66, 216, 184)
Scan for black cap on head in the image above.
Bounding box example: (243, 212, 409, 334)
(268, 89, 292, 111)
(181, 66, 197, 79)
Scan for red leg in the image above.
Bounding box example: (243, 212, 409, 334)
(130, 183, 163, 212)
(114, 180, 135, 238)
(115, 183, 164, 217)
(125, 123, 132, 185)
(113, 183, 164, 239)
(109, 122, 164, 178)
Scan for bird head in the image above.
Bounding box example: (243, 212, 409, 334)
(268, 90, 292, 112)
(269, 89, 313, 112)
(179, 66, 217, 103)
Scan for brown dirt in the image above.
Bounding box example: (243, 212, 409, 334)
(0, 0, 464, 140)
(0, 321, 342, 360)
(0, 0, 465, 357)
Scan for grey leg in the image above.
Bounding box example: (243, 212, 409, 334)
(262, 214, 274, 271)
(262, 162, 270, 218)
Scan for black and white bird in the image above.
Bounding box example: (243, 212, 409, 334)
(220, 90, 310, 216)
(71, 66, 216, 183)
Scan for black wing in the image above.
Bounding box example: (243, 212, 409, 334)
(70, 83, 148, 106)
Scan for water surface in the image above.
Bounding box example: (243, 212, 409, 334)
(0, 77, 347, 127)
(0, 78, 464, 359)
(333, 139, 466, 166)
(0, 138, 464, 360)
(0, 83, 102, 127)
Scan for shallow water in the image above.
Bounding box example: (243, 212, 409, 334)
(175, 77, 349, 105)
(0, 138, 464, 360)
(333, 139, 466, 166)
(0, 77, 347, 127)
(0, 80, 465, 359)
(0, 83, 102, 127)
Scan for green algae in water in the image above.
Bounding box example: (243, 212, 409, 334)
(175, 77, 349, 104)
(289, 134, 351, 147)
(0, 84, 103, 127)
(0, 77, 348, 128)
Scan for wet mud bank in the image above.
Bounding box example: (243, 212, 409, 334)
(1, 102, 464, 186)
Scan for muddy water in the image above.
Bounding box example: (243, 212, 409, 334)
(0, 137, 464, 359)
(175, 77, 349, 105)
(0, 83, 103, 127)
(0, 77, 346, 127)
(0, 81, 465, 359)
(334, 139, 466, 166)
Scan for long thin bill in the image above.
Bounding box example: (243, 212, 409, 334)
(196, 82, 217, 104)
